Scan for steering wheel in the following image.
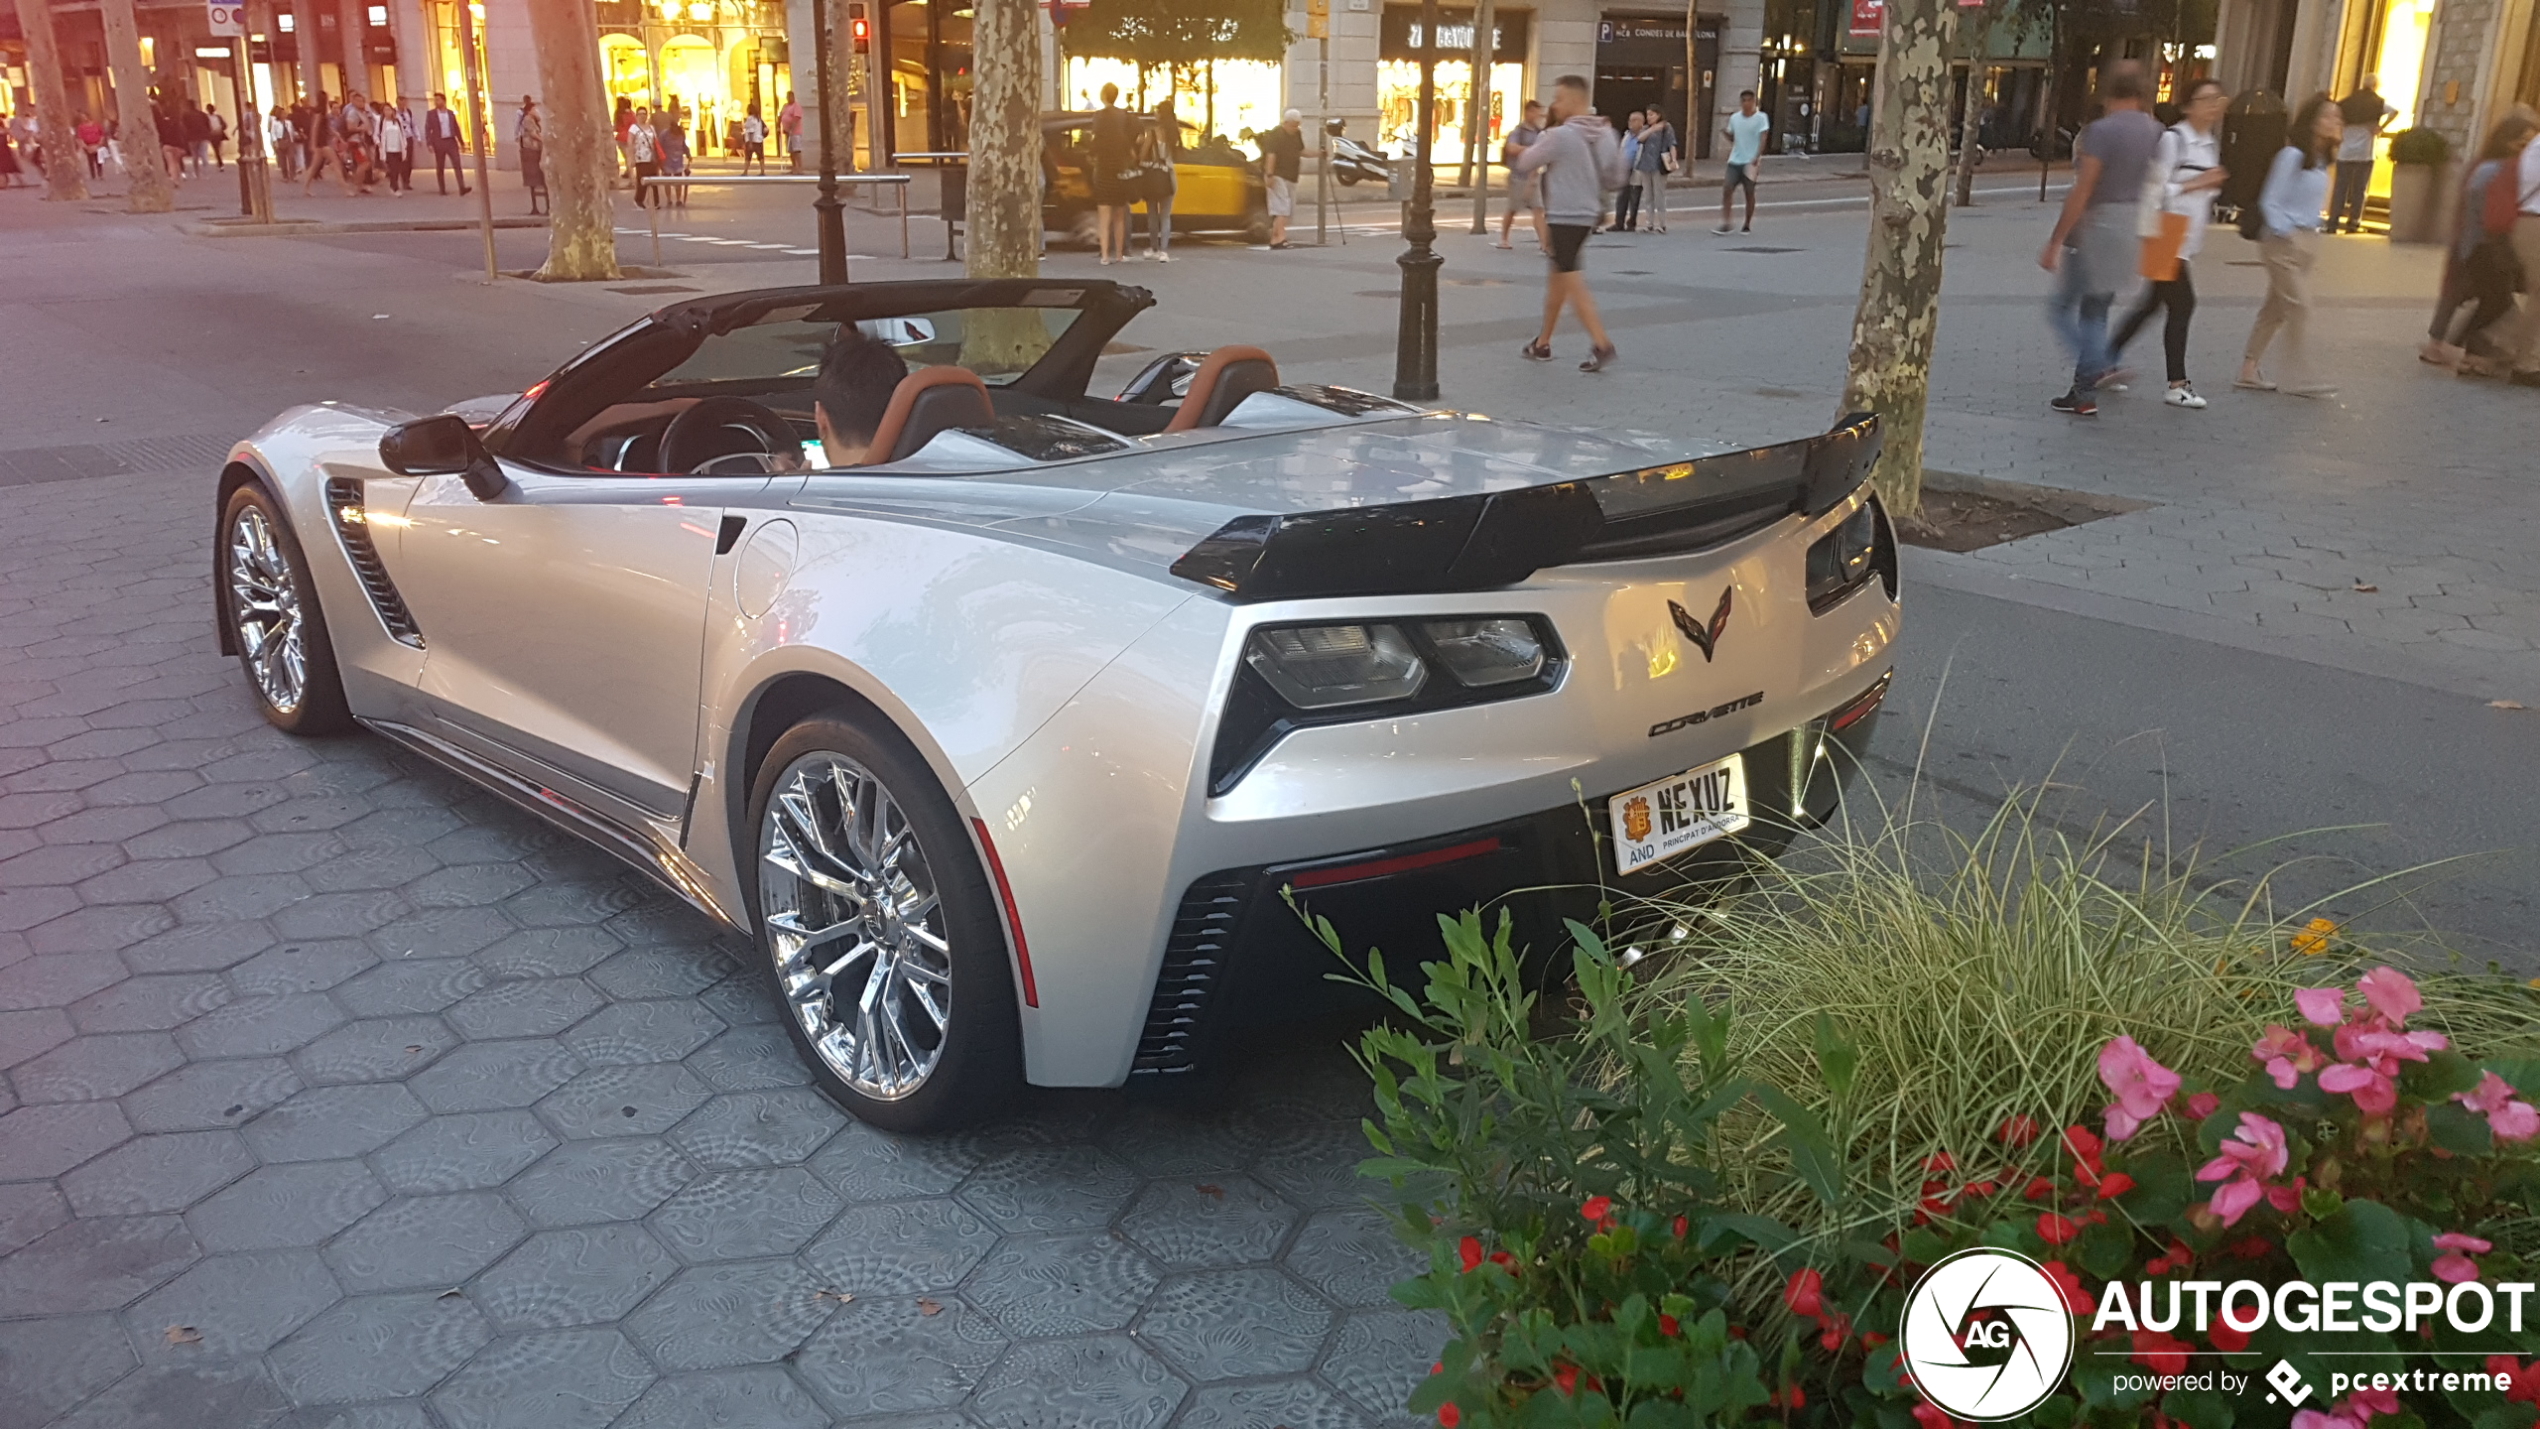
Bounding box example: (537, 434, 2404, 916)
(660, 396, 799, 473)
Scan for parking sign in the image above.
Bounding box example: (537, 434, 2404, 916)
(207, 0, 244, 35)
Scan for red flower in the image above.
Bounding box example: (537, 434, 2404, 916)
(1768, 1384, 1809, 1409)
(2094, 1172, 2137, 1201)
(1488, 1250, 1514, 1268)
(1819, 1311, 1853, 1351)
(2042, 1259, 2095, 1315)
(1926, 1152, 1957, 1173)
(1659, 1312, 1681, 1337)
(1999, 1114, 2042, 1146)
(2132, 1328, 2192, 1377)
(1672, 1215, 1688, 1239)
(2036, 1212, 2083, 1245)
(1438, 1405, 1462, 1428)
(2145, 1239, 2195, 1276)
(1553, 1363, 1579, 1397)
(2022, 1176, 2058, 1201)
(1579, 1196, 1613, 1222)
(2185, 1092, 2222, 1120)
(2062, 1124, 2106, 1170)
(2226, 1235, 2273, 1259)
(1458, 1236, 1483, 1273)
(1784, 1267, 1825, 1319)
(1912, 1401, 1963, 1429)
(2210, 1321, 2251, 1353)
(1862, 1331, 1891, 1349)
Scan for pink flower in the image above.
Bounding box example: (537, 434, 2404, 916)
(2318, 1062, 2399, 1116)
(2254, 1025, 2327, 1090)
(2358, 967, 2423, 1025)
(2436, 1253, 2482, 1283)
(2098, 1036, 2182, 1142)
(2185, 1092, 2222, 1120)
(2435, 1231, 2492, 1282)
(2194, 1113, 2290, 1227)
(2292, 1411, 2365, 1429)
(2295, 987, 2347, 1028)
(2342, 1388, 2401, 1421)
(2456, 1072, 2540, 1142)
(2336, 1025, 2448, 1064)
(2434, 1232, 2494, 1254)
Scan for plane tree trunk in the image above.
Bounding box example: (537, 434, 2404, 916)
(962, 0, 1045, 372)
(14, 0, 88, 201)
(1838, 0, 1958, 520)
(524, 0, 620, 280)
(98, 0, 172, 213)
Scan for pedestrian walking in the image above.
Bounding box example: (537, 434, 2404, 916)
(740, 105, 767, 175)
(183, 102, 212, 175)
(78, 116, 105, 179)
(1635, 105, 1676, 232)
(2237, 94, 2342, 397)
(2039, 62, 2162, 415)
(1514, 74, 1627, 371)
(1717, 90, 1770, 233)
(0, 124, 23, 188)
(516, 97, 548, 215)
(1610, 112, 1646, 231)
(2485, 111, 2540, 386)
(2423, 108, 2540, 374)
(1258, 108, 1307, 250)
(2109, 77, 2230, 409)
(1085, 84, 1137, 263)
(1137, 101, 1179, 260)
(208, 105, 229, 168)
(779, 93, 802, 173)
(265, 108, 294, 180)
(155, 105, 188, 183)
(1497, 99, 1547, 250)
(2329, 77, 2395, 234)
(378, 101, 412, 193)
(424, 93, 468, 194)
(659, 111, 690, 208)
(627, 107, 660, 207)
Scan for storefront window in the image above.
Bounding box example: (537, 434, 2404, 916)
(1063, 57, 1282, 147)
(1375, 59, 1526, 161)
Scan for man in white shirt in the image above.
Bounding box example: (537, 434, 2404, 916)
(1716, 90, 1770, 234)
(2503, 133, 2540, 385)
(628, 108, 660, 208)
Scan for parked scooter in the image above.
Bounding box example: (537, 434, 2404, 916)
(1324, 119, 1393, 187)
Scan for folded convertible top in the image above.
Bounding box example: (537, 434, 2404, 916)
(1167, 413, 1881, 602)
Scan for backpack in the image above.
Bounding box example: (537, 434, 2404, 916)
(2484, 146, 2536, 238)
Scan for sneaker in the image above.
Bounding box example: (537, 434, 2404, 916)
(2163, 384, 2208, 409)
(2095, 367, 2134, 393)
(2050, 390, 2098, 416)
(1712, 224, 1735, 234)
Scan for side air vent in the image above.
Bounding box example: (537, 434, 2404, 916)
(1130, 872, 1250, 1074)
(324, 477, 424, 648)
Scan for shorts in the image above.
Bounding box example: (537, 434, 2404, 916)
(1265, 174, 1294, 217)
(1546, 223, 1591, 273)
(1091, 171, 1136, 206)
(1725, 162, 1757, 192)
(1511, 171, 1541, 210)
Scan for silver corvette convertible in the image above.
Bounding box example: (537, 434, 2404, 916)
(213, 279, 1898, 1130)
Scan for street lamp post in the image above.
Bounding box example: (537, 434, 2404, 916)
(810, 0, 848, 283)
(1392, 0, 1442, 401)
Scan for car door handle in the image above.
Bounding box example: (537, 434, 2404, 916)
(715, 515, 747, 554)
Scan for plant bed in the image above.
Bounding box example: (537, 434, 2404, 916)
(1897, 472, 2151, 553)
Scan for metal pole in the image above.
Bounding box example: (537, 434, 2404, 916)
(1393, 0, 1442, 401)
(1315, 34, 1328, 245)
(233, 39, 255, 216)
(812, 0, 848, 282)
(457, 0, 496, 279)
(1468, 0, 1493, 232)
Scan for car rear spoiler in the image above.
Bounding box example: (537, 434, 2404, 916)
(1168, 413, 1881, 602)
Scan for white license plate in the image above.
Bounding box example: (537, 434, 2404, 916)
(1606, 754, 1750, 875)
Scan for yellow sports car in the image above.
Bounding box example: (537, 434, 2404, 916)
(1041, 111, 1269, 246)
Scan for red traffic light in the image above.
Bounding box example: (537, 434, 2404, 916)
(850, 14, 869, 48)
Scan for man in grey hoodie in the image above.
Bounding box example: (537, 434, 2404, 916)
(1513, 75, 1628, 371)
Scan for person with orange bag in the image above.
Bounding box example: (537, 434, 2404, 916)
(2109, 77, 2230, 409)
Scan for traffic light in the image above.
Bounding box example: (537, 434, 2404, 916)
(848, 3, 870, 52)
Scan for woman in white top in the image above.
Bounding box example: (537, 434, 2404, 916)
(2238, 94, 2342, 397)
(2109, 79, 2229, 407)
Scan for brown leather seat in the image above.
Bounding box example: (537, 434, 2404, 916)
(860, 365, 996, 464)
(1162, 346, 1280, 433)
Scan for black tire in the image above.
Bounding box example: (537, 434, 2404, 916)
(219, 482, 355, 735)
(1245, 207, 1273, 246)
(746, 715, 1021, 1132)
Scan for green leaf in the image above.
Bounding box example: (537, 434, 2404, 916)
(1750, 1084, 1846, 1208)
(2428, 1100, 2497, 1156)
(1814, 1011, 1860, 1101)
(2287, 1199, 2418, 1286)
(2403, 1049, 2484, 1101)
(2075, 1215, 2135, 1280)
(1703, 1213, 1800, 1256)
(2165, 1386, 2238, 1429)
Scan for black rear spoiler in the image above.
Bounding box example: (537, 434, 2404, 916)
(1168, 413, 1881, 602)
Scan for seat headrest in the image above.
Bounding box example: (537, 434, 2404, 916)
(1163, 345, 1281, 433)
(861, 366, 996, 465)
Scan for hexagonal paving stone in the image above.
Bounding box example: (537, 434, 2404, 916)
(470, 1223, 676, 1331)
(793, 1293, 1010, 1419)
(646, 1167, 842, 1263)
(799, 1198, 999, 1294)
(368, 906, 515, 961)
(504, 1136, 697, 1228)
(1285, 1206, 1427, 1309)
(562, 998, 722, 1066)
(621, 1258, 836, 1371)
(666, 1088, 847, 1169)
(808, 1119, 985, 1202)
(45, 1361, 293, 1429)
(242, 1084, 427, 1162)
(0, 1314, 139, 1428)
(965, 1231, 1162, 1338)
(444, 978, 604, 1041)
(1249, 1119, 1377, 1210)
(0, 952, 130, 1010)
(613, 1366, 831, 1429)
(206, 830, 340, 875)
(1099, 1106, 1276, 1179)
(407, 862, 538, 908)
(186, 1160, 389, 1253)
(0, 1100, 132, 1179)
(324, 1193, 528, 1292)
(1136, 1267, 1334, 1380)
(0, 1006, 74, 1070)
(686, 1024, 814, 1091)
(472, 927, 621, 982)
(0, 1215, 200, 1317)
(292, 1014, 460, 1085)
(371, 1110, 559, 1194)
(1319, 1308, 1449, 1422)
(121, 1056, 301, 1133)
(119, 921, 276, 975)
(957, 1143, 1144, 1234)
(534, 1063, 713, 1139)
(173, 992, 348, 1059)
(427, 1327, 656, 1429)
(124, 1248, 345, 1366)
(0, 1181, 71, 1257)
(61, 1128, 256, 1216)
(968, 1334, 1188, 1429)
(587, 946, 729, 1000)
(224, 940, 378, 996)
(302, 846, 445, 893)
(696, 965, 780, 1027)
(333, 957, 489, 1018)
(409, 1038, 584, 1114)
(64, 972, 231, 1032)
(1119, 1175, 1301, 1269)
(268, 1291, 494, 1405)
(1178, 1379, 1378, 1429)
(11, 1030, 184, 1102)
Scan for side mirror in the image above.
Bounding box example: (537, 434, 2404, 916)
(380, 414, 508, 501)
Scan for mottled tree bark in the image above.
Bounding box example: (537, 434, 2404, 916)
(962, 0, 1045, 372)
(525, 0, 621, 280)
(1465, 0, 1495, 230)
(1952, 2, 1995, 207)
(98, 0, 173, 213)
(14, 0, 88, 201)
(1838, 0, 1957, 519)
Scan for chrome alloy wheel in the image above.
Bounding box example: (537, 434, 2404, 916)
(227, 505, 308, 714)
(758, 753, 954, 1100)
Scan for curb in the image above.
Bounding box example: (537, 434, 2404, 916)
(187, 216, 552, 237)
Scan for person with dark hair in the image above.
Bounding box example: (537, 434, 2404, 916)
(2038, 62, 2161, 415)
(2109, 77, 2230, 408)
(2329, 76, 2395, 233)
(2238, 94, 2342, 396)
(1513, 74, 1628, 371)
(811, 328, 913, 467)
(1716, 90, 1769, 233)
(1089, 83, 1137, 264)
(2423, 107, 2540, 371)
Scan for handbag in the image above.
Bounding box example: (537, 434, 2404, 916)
(2139, 211, 2191, 280)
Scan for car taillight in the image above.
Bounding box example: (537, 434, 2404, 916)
(1243, 624, 1427, 709)
(1806, 498, 1887, 613)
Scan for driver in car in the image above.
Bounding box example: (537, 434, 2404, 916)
(806, 326, 911, 468)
